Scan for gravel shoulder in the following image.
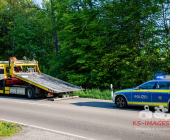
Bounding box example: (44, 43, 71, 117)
(1, 126, 84, 140)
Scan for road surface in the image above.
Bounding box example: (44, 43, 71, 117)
(0, 94, 170, 140)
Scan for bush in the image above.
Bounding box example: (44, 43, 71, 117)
(72, 88, 116, 100)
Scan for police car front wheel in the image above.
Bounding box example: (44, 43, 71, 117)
(116, 96, 127, 108)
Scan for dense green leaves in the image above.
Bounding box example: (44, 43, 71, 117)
(1, 0, 170, 90)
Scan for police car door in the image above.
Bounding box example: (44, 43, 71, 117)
(152, 81, 170, 107)
(132, 82, 157, 105)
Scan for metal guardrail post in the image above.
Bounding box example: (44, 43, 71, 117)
(110, 84, 113, 98)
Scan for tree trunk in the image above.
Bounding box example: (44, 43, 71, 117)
(51, 0, 58, 53)
(162, 3, 169, 58)
(12, 2, 15, 57)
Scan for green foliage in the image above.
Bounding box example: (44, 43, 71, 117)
(47, 0, 168, 89)
(72, 89, 113, 100)
(1, 0, 170, 90)
(0, 120, 22, 138)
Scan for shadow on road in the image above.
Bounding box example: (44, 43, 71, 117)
(1, 94, 157, 112)
(71, 101, 156, 112)
(0, 94, 46, 101)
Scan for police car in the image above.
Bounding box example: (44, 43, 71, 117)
(111, 75, 170, 110)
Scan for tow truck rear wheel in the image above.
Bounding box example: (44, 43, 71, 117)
(26, 86, 35, 99)
(115, 95, 127, 108)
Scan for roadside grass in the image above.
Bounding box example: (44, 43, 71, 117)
(72, 88, 116, 100)
(0, 120, 22, 138)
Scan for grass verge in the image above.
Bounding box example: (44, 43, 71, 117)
(0, 120, 22, 138)
(72, 88, 116, 100)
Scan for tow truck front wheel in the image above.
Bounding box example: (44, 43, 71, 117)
(26, 86, 35, 99)
(115, 95, 127, 108)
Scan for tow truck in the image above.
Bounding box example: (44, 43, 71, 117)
(0, 57, 83, 99)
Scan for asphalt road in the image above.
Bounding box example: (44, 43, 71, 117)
(0, 94, 170, 140)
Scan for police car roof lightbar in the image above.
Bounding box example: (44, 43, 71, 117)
(155, 75, 170, 80)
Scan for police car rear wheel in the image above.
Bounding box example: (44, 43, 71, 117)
(116, 96, 127, 108)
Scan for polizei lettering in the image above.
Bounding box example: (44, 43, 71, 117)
(134, 95, 148, 99)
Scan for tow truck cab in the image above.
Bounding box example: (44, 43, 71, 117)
(0, 61, 10, 80)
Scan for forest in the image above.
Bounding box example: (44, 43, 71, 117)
(0, 0, 170, 90)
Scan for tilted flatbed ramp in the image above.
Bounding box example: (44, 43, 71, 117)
(11, 72, 83, 93)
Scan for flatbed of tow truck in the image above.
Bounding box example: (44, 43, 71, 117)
(0, 57, 83, 99)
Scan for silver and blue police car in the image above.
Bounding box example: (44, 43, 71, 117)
(111, 75, 170, 110)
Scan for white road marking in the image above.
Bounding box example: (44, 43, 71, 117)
(15, 101, 51, 106)
(1, 119, 93, 140)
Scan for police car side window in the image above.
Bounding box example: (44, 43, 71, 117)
(139, 82, 156, 89)
(157, 82, 170, 89)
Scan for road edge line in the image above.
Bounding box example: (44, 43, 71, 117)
(1, 118, 94, 140)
